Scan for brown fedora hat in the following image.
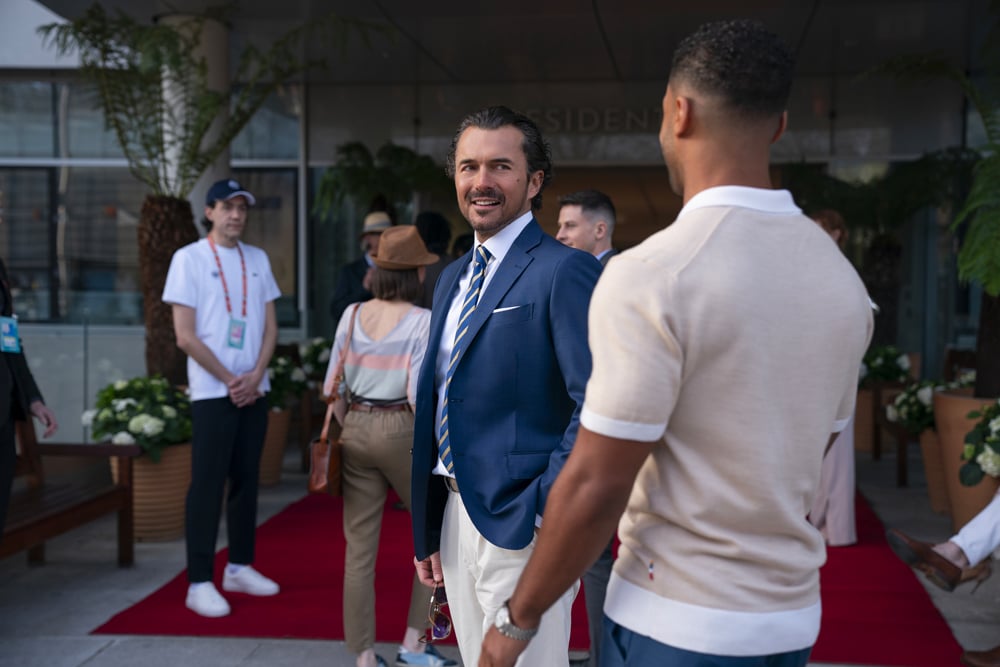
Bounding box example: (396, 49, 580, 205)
(372, 225, 438, 270)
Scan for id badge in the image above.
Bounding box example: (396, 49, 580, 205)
(227, 318, 246, 350)
(0, 316, 21, 353)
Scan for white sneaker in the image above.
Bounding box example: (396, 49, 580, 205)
(222, 565, 280, 596)
(185, 583, 231, 617)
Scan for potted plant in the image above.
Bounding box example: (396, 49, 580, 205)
(82, 375, 193, 541)
(887, 374, 974, 513)
(855, 344, 913, 453)
(259, 354, 308, 485)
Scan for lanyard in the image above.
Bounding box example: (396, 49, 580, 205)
(207, 236, 247, 318)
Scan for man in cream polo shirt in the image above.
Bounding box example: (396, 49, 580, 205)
(480, 20, 873, 667)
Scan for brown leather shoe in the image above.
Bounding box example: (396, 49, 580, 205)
(962, 643, 1000, 667)
(885, 528, 961, 591)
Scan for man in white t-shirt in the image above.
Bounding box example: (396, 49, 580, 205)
(162, 178, 282, 618)
(480, 20, 873, 667)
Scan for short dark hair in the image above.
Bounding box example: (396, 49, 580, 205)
(370, 266, 422, 303)
(670, 19, 794, 119)
(445, 105, 552, 210)
(414, 211, 452, 254)
(558, 189, 617, 233)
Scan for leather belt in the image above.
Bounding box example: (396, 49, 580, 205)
(349, 402, 411, 413)
(442, 477, 460, 493)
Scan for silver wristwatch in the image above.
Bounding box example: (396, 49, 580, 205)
(494, 600, 538, 642)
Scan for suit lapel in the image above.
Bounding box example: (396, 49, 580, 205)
(456, 221, 540, 362)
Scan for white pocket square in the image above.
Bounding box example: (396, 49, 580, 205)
(493, 306, 520, 313)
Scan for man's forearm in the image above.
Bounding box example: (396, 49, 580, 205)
(507, 428, 652, 629)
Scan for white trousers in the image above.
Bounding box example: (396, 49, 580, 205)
(809, 417, 857, 546)
(953, 490, 1000, 566)
(440, 489, 579, 667)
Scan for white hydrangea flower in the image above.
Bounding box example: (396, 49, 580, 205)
(990, 416, 1000, 436)
(128, 414, 164, 437)
(313, 336, 325, 345)
(298, 344, 308, 358)
(111, 431, 136, 445)
(292, 368, 307, 382)
(114, 380, 128, 390)
(268, 367, 276, 379)
(897, 355, 910, 371)
(886, 405, 899, 422)
(161, 405, 177, 419)
(319, 348, 331, 363)
(112, 398, 138, 412)
(81, 409, 97, 427)
(302, 362, 314, 375)
(977, 446, 1000, 478)
(917, 386, 933, 406)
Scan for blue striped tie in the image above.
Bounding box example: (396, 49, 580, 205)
(438, 245, 491, 472)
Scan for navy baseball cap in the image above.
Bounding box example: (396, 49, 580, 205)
(206, 179, 256, 207)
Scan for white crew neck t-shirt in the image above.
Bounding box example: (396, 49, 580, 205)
(162, 238, 281, 401)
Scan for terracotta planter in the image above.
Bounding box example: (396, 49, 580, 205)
(111, 442, 192, 542)
(917, 429, 950, 514)
(259, 408, 291, 487)
(933, 390, 999, 532)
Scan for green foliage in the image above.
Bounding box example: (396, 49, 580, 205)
(39, 3, 376, 198)
(887, 373, 976, 434)
(783, 149, 975, 236)
(312, 141, 451, 222)
(84, 375, 192, 462)
(267, 354, 308, 410)
(859, 345, 912, 386)
(960, 398, 1000, 486)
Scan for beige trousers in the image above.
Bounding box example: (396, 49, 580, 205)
(440, 487, 579, 667)
(340, 408, 427, 654)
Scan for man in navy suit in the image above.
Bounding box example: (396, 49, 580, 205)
(411, 106, 600, 667)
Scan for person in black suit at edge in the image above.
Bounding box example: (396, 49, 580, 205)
(0, 256, 59, 535)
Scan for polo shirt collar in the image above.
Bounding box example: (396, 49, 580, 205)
(680, 186, 801, 217)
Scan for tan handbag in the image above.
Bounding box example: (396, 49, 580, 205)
(308, 304, 358, 496)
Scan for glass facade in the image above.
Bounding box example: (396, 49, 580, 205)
(0, 81, 302, 329)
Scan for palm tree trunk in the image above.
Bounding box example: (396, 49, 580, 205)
(975, 292, 1000, 398)
(138, 195, 199, 386)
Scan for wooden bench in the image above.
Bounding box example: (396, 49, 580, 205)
(1, 420, 141, 566)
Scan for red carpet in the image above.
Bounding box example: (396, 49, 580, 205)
(94, 492, 962, 665)
(812, 495, 962, 666)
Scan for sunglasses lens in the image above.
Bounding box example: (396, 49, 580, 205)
(431, 611, 452, 640)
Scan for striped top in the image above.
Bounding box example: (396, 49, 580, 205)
(323, 303, 431, 409)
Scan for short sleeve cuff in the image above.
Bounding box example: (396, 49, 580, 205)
(831, 416, 851, 433)
(581, 405, 666, 443)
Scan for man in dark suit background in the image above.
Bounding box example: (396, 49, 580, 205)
(411, 106, 600, 667)
(329, 210, 393, 325)
(555, 189, 617, 267)
(0, 258, 58, 534)
(555, 188, 618, 667)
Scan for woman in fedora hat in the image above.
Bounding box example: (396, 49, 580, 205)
(323, 225, 456, 667)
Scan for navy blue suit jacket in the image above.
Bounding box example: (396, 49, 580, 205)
(411, 219, 601, 557)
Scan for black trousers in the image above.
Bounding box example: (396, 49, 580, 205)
(186, 396, 268, 583)
(0, 418, 14, 536)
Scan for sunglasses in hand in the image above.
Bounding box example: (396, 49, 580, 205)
(420, 584, 452, 644)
